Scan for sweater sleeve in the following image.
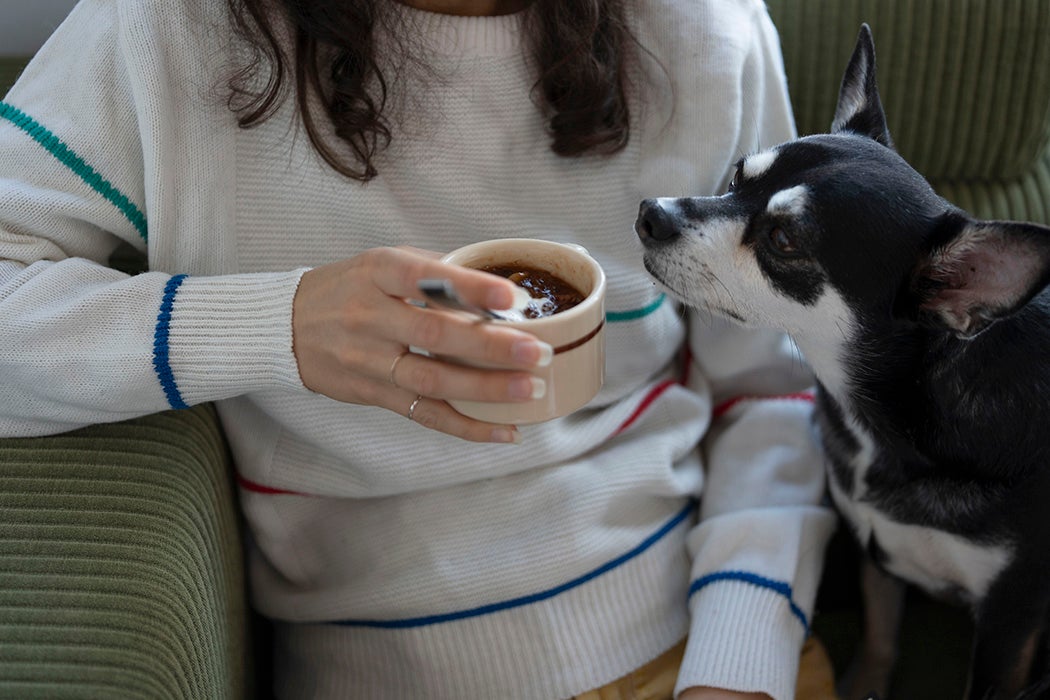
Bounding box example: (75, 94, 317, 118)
(0, 0, 307, 437)
(673, 9, 837, 700)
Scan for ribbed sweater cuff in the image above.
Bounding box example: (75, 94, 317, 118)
(157, 269, 309, 407)
(675, 580, 805, 700)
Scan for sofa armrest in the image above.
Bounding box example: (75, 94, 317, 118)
(0, 405, 252, 699)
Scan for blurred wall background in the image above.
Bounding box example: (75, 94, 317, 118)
(0, 0, 78, 56)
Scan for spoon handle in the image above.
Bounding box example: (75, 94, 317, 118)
(417, 278, 504, 321)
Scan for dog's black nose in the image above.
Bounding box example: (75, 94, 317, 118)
(636, 199, 680, 244)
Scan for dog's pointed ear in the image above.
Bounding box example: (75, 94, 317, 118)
(902, 217, 1050, 338)
(831, 24, 893, 149)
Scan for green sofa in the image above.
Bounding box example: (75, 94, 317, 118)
(2, 1, 1049, 696)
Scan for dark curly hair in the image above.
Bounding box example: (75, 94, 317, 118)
(225, 0, 634, 181)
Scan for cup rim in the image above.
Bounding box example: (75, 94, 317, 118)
(441, 238, 606, 329)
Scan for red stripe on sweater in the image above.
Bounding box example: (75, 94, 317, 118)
(611, 349, 693, 438)
(612, 379, 679, 437)
(712, 392, 814, 420)
(236, 474, 309, 497)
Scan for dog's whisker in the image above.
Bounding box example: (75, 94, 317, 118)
(709, 273, 730, 298)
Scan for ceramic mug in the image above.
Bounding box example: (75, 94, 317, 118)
(440, 238, 606, 424)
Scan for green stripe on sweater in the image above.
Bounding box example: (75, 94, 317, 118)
(0, 101, 148, 241)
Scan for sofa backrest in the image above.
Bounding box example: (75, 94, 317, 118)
(767, 0, 1050, 224)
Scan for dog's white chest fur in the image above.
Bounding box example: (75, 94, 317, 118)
(828, 418, 1013, 604)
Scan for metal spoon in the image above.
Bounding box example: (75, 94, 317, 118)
(418, 278, 514, 321)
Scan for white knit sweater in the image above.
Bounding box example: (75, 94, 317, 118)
(0, 0, 836, 698)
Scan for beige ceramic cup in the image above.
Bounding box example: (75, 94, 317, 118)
(440, 238, 606, 424)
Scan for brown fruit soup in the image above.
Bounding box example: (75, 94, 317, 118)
(480, 263, 586, 319)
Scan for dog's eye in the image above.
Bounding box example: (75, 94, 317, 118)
(727, 161, 743, 192)
(768, 227, 800, 256)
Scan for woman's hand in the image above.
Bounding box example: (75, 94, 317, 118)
(291, 246, 552, 443)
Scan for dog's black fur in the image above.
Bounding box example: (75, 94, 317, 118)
(636, 25, 1050, 700)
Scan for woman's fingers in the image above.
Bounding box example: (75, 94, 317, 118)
(394, 394, 521, 444)
(388, 349, 546, 403)
(325, 367, 522, 443)
(305, 344, 523, 443)
(375, 298, 552, 371)
(370, 246, 520, 311)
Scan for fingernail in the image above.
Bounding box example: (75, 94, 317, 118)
(491, 428, 522, 444)
(513, 339, 554, 367)
(508, 376, 546, 400)
(534, 342, 553, 367)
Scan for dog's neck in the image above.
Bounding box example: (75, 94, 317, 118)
(798, 315, 965, 452)
(806, 302, 1050, 480)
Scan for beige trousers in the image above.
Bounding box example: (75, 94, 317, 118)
(572, 637, 839, 700)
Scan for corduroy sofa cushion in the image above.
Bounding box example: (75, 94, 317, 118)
(767, 0, 1050, 225)
(768, 0, 1050, 180)
(938, 149, 1050, 223)
(0, 406, 250, 699)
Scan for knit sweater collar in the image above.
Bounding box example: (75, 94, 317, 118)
(388, 2, 526, 57)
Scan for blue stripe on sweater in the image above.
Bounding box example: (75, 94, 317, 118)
(0, 102, 149, 241)
(689, 570, 809, 633)
(153, 274, 189, 410)
(328, 499, 697, 629)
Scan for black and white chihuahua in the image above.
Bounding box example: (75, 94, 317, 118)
(636, 24, 1050, 700)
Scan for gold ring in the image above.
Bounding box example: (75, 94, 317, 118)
(388, 349, 409, 386)
(407, 395, 423, 421)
